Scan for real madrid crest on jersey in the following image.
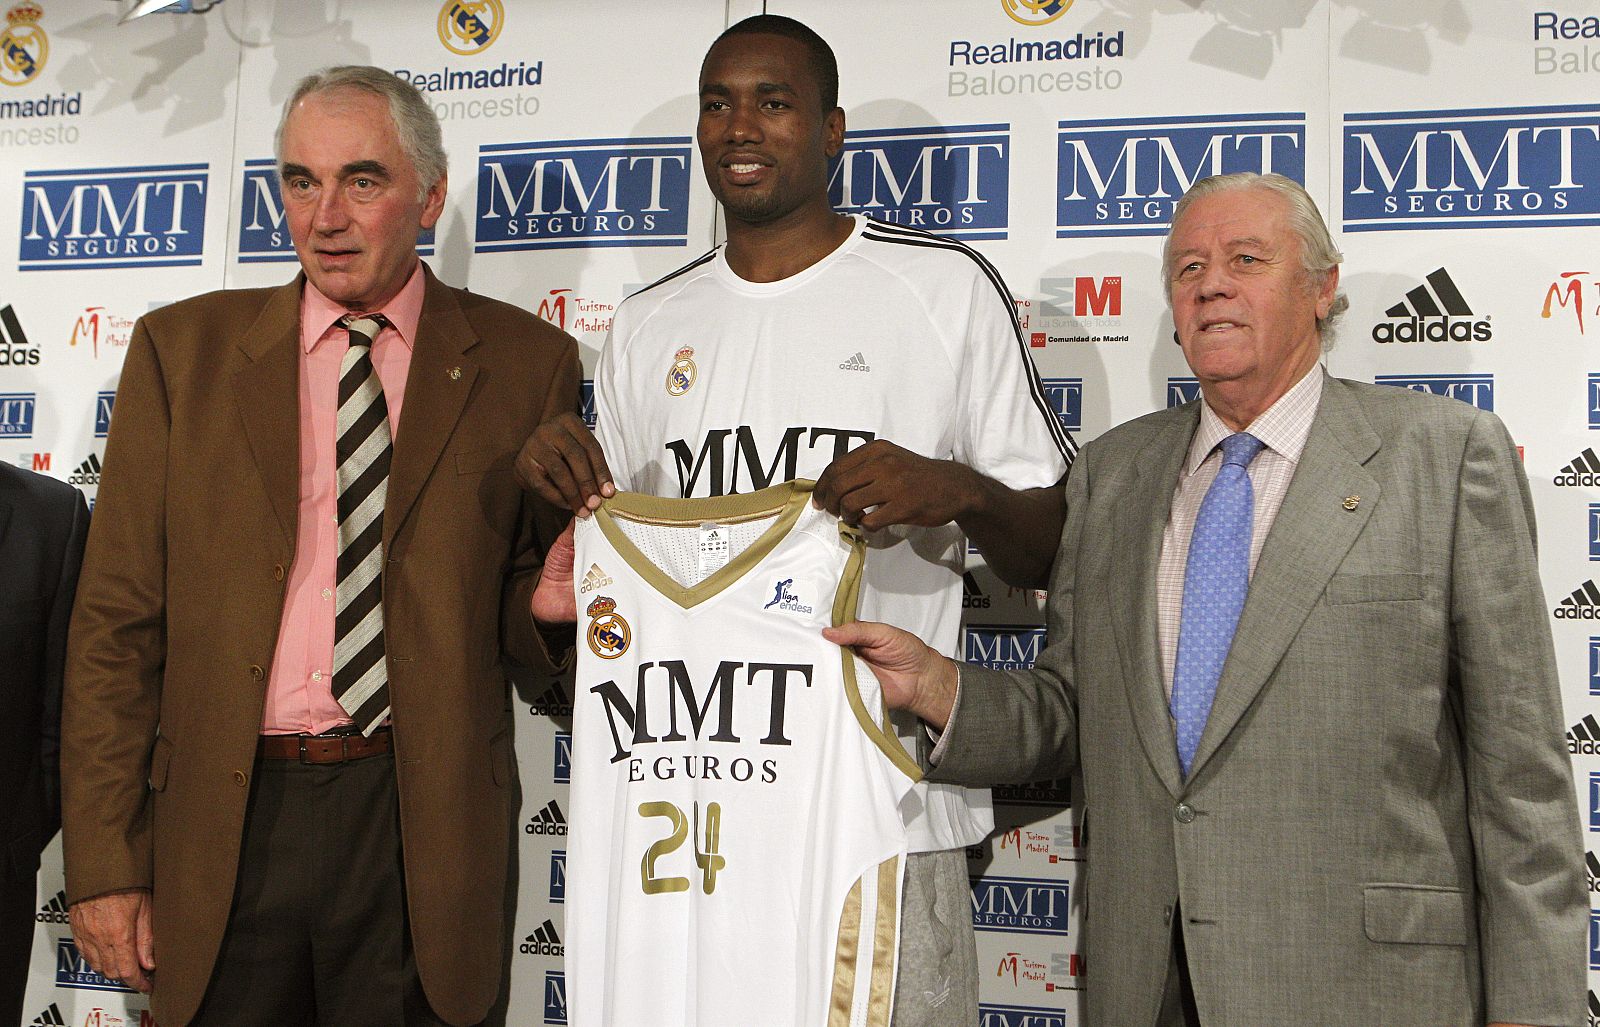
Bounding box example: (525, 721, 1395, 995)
(585, 595, 630, 660)
(665, 346, 697, 397)
(437, 0, 502, 56)
(0, 2, 48, 87)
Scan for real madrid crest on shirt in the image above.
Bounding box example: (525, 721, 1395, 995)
(437, 0, 502, 56)
(665, 346, 696, 396)
(585, 595, 630, 660)
(0, 2, 48, 87)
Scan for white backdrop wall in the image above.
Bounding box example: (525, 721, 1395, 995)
(2, 2, 1595, 1025)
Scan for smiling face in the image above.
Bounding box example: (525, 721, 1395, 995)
(1166, 187, 1337, 422)
(696, 32, 843, 229)
(279, 88, 445, 312)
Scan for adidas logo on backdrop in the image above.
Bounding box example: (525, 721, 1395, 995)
(1557, 581, 1600, 620)
(521, 918, 564, 956)
(1370, 268, 1491, 343)
(68, 452, 102, 487)
(525, 799, 568, 837)
(36, 889, 69, 924)
(1570, 715, 1600, 755)
(529, 681, 573, 718)
(30, 1003, 66, 1026)
(1557, 449, 1600, 487)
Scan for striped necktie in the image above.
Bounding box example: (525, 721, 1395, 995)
(1170, 431, 1266, 777)
(333, 312, 393, 736)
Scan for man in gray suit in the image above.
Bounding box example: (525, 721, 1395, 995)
(829, 172, 1585, 1026)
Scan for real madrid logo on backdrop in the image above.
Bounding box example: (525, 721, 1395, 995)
(437, 0, 502, 56)
(586, 595, 630, 660)
(1002, 0, 1072, 27)
(665, 346, 697, 397)
(0, 1, 48, 87)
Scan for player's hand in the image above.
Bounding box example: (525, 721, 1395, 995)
(812, 440, 980, 531)
(516, 412, 615, 518)
(70, 888, 156, 993)
(531, 521, 578, 625)
(824, 620, 959, 731)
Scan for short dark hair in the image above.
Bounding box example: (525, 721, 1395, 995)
(707, 14, 839, 111)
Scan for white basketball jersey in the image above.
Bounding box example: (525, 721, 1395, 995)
(567, 480, 920, 1027)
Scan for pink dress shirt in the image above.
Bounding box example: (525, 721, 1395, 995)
(261, 264, 425, 735)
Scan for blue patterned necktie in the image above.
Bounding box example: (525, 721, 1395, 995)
(1171, 431, 1266, 777)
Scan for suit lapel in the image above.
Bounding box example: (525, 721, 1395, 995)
(384, 266, 480, 547)
(231, 277, 304, 548)
(1110, 406, 1197, 799)
(1187, 376, 1382, 778)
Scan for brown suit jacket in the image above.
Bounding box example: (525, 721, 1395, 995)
(62, 266, 578, 1026)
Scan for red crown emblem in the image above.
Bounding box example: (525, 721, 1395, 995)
(674, 346, 694, 360)
(6, 2, 42, 24)
(586, 595, 617, 618)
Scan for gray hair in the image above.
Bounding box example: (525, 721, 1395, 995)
(1162, 172, 1349, 347)
(275, 66, 446, 201)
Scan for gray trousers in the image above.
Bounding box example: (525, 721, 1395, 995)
(890, 848, 979, 1026)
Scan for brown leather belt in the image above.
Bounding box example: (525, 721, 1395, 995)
(258, 727, 393, 764)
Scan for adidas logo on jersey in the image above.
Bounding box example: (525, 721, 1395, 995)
(520, 918, 564, 956)
(838, 351, 871, 372)
(1370, 268, 1492, 343)
(529, 681, 574, 718)
(1557, 580, 1600, 620)
(1557, 449, 1600, 487)
(36, 889, 69, 924)
(525, 799, 568, 836)
(579, 562, 613, 594)
(68, 452, 102, 487)
(1570, 715, 1600, 755)
(29, 1003, 66, 1026)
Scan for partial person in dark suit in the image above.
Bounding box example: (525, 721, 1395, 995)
(62, 66, 576, 1026)
(832, 173, 1584, 1026)
(0, 462, 87, 1025)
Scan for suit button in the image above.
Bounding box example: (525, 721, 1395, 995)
(1163, 904, 1173, 925)
(273, 564, 286, 581)
(1174, 802, 1196, 824)
(249, 664, 265, 682)
(233, 770, 248, 787)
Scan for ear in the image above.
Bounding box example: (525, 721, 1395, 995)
(823, 106, 845, 159)
(1314, 264, 1339, 320)
(420, 173, 447, 231)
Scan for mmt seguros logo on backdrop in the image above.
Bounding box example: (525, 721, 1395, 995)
(20, 164, 207, 270)
(475, 137, 691, 251)
(829, 124, 1010, 240)
(970, 875, 1069, 935)
(238, 159, 434, 262)
(1343, 103, 1600, 231)
(1373, 373, 1494, 410)
(1056, 112, 1305, 237)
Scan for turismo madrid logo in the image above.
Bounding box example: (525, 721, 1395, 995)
(437, 0, 501, 56)
(536, 286, 614, 339)
(1544, 270, 1599, 335)
(0, 1, 47, 87)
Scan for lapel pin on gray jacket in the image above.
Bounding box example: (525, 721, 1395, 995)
(1342, 495, 1360, 511)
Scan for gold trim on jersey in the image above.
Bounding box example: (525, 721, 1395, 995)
(834, 523, 924, 782)
(827, 855, 903, 1027)
(592, 479, 813, 609)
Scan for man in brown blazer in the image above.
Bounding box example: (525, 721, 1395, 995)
(61, 66, 577, 1025)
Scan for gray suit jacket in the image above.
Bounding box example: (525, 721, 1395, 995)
(933, 375, 1585, 1025)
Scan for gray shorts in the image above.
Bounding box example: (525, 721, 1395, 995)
(891, 848, 978, 1026)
